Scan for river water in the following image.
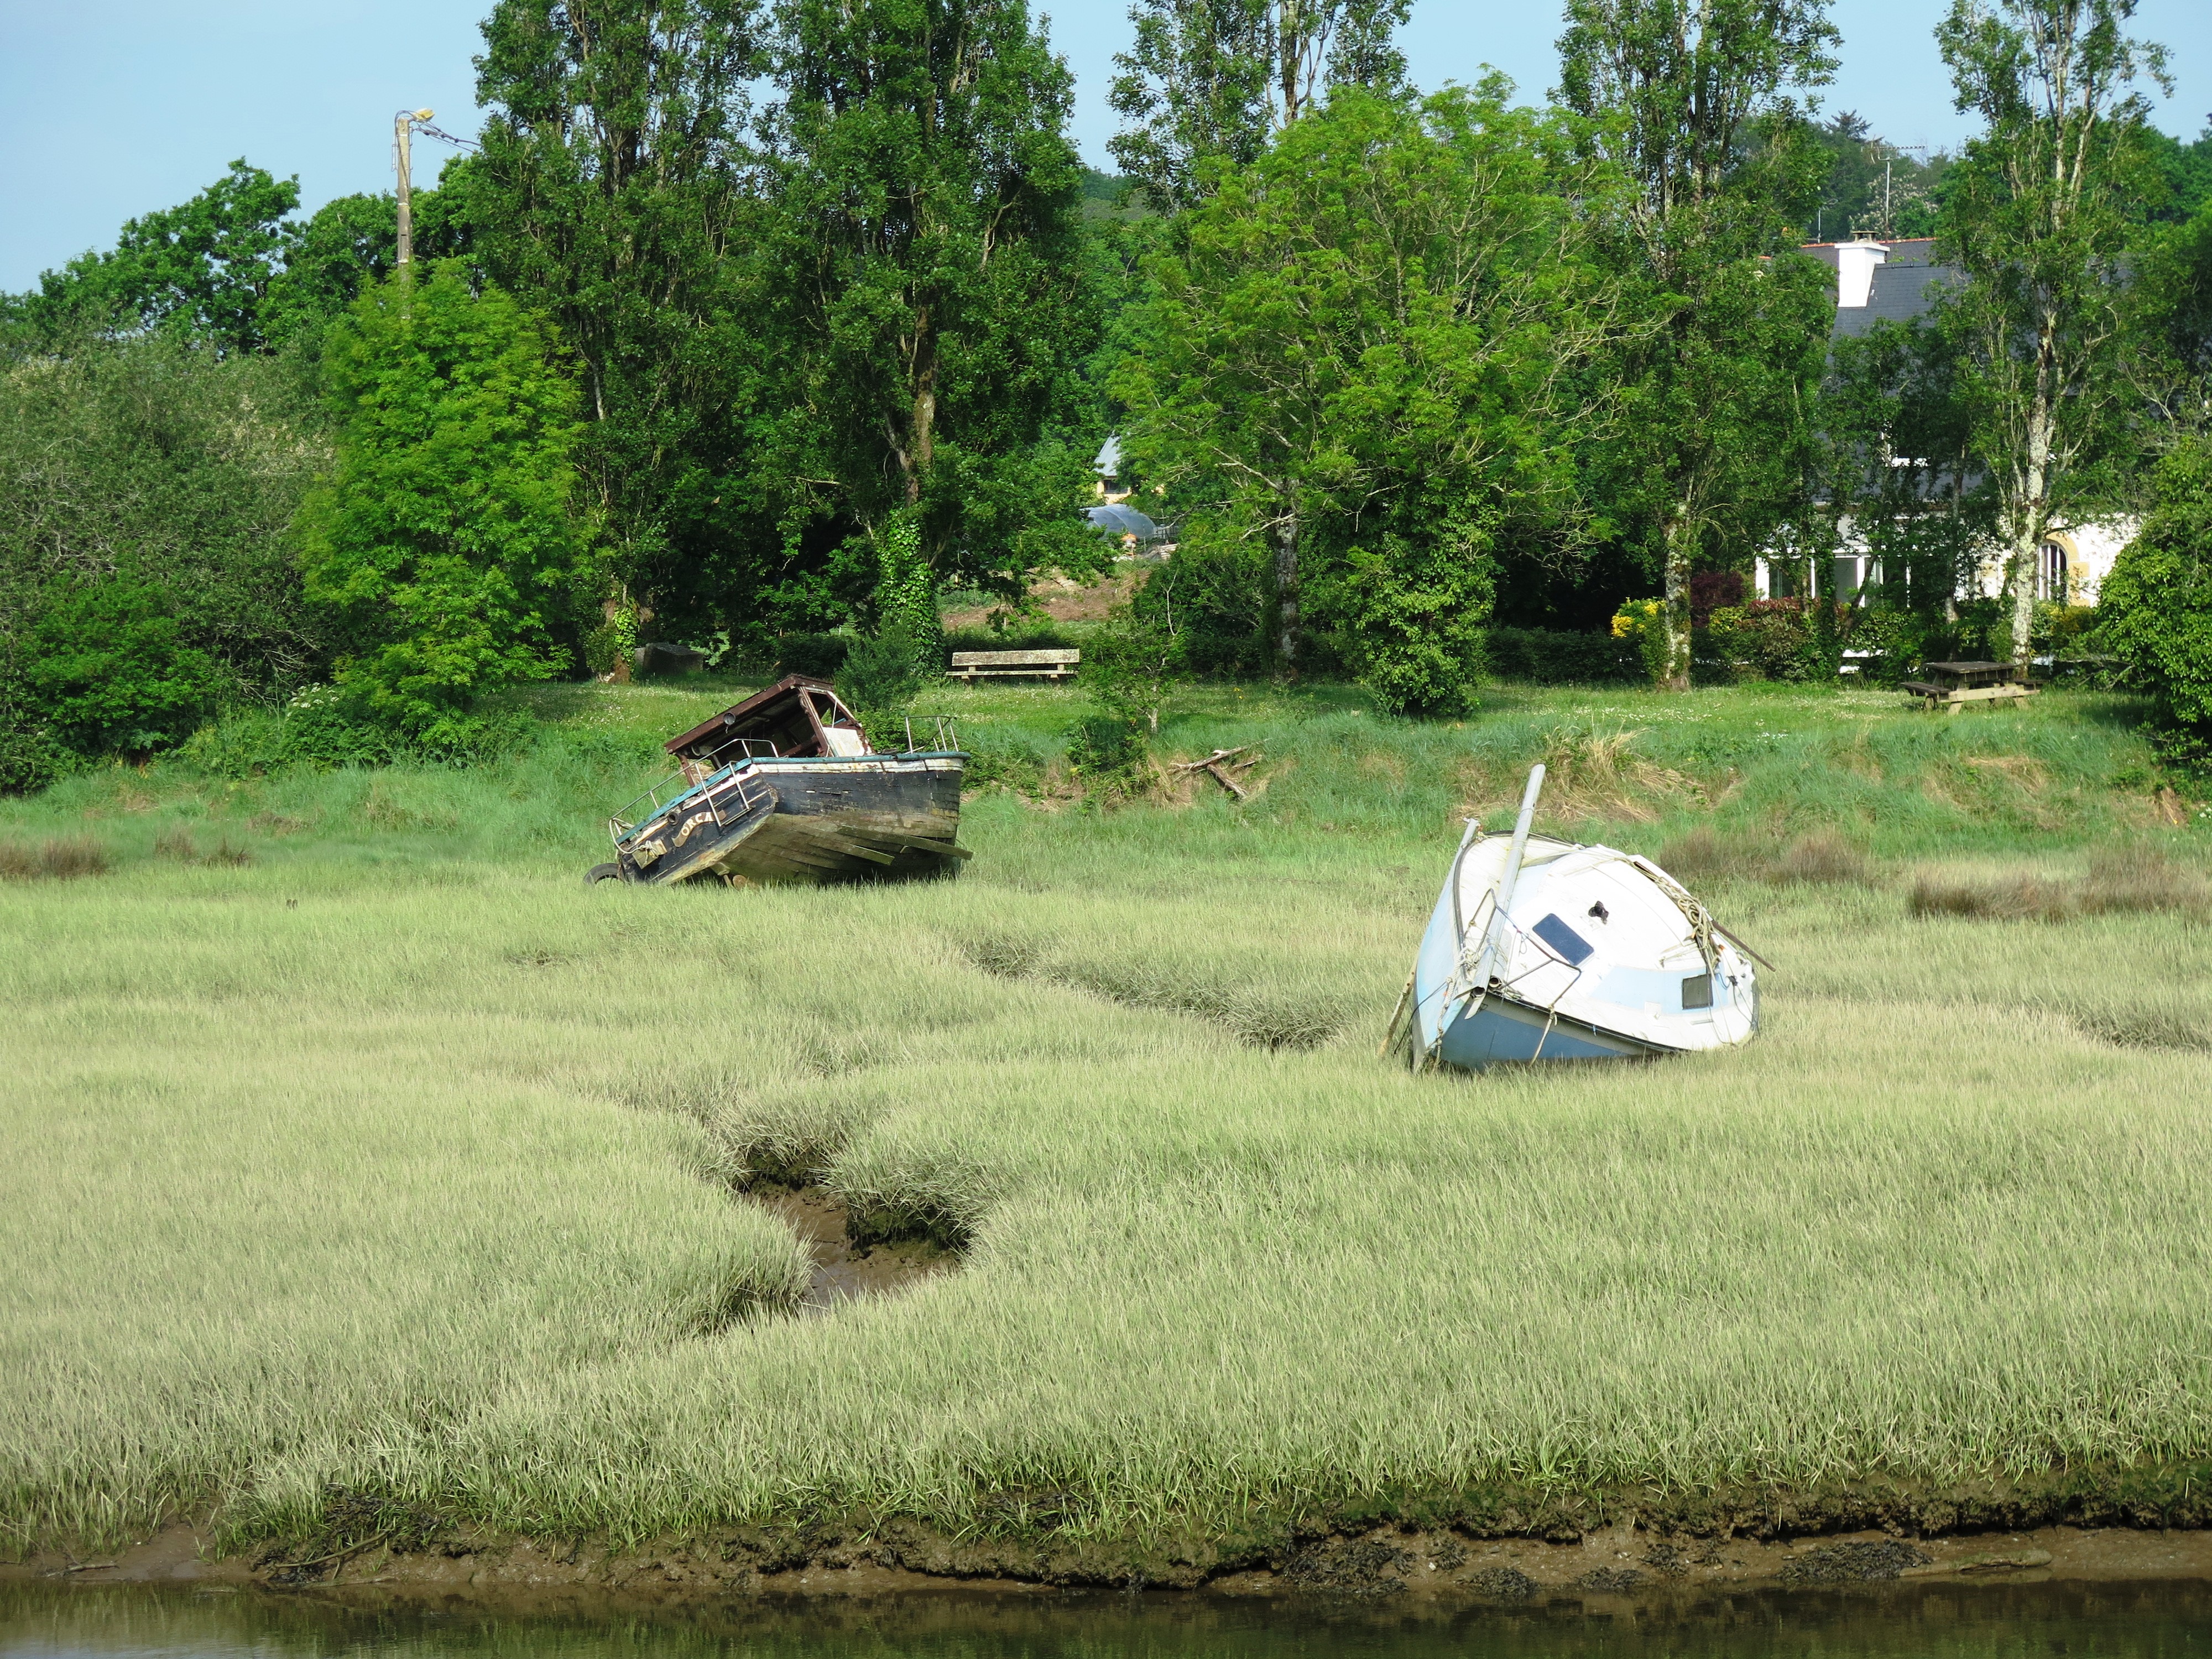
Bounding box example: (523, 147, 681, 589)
(4, 1582, 2209, 1659)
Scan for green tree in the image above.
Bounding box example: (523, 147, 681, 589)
(0, 336, 328, 773)
(298, 264, 587, 740)
(23, 583, 220, 760)
(1119, 84, 1615, 702)
(471, 0, 765, 632)
(2142, 121, 2212, 221)
(1803, 109, 1950, 241)
(1558, 0, 1841, 690)
(760, 0, 1105, 620)
(13, 161, 300, 354)
(1936, 0, 2167, 670)
(1811, 316, 1987, 626)
(1106, 0, 1410, 212)
(2097, 435, 2212, 763)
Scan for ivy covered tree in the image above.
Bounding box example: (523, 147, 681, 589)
(298, 264, 588, 743)
(1558, 0, 1841, 690)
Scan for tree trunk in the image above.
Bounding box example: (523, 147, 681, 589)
(1658, 508, 1694, 692)
(1273, 504, 1299, 675)
(2006, 322, 2058, 670)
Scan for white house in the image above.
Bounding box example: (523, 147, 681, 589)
(1755, 237, 2135, 608)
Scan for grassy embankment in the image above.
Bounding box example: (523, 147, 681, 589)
(4, 676, 2211, 1563)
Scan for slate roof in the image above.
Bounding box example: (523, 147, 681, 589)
(1803, 239, 1960, 338)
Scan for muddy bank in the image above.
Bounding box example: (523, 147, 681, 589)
(755, 1186, 956, 1308)
(13, 1517, 2212, 1614)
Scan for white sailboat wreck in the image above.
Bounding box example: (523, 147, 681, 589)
(1387, 764, 1763, 1071)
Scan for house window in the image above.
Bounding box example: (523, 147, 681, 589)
(1830, 555, 1879, 602)
(2037, 541, 2069, 602)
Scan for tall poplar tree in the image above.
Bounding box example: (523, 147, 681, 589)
(1108, 0, 1410, 212)
(760, 0, 1103, 613)
(1558, 0, 1839, 690)
(469, 0, 765, 630)
(1936, 0, 2166, 666)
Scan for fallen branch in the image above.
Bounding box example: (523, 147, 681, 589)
(270, 1527, 397, 1574)
(1171, 747, 1260, 800)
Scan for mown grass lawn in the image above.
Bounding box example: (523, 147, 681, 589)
(4, 679, 2210, 1553)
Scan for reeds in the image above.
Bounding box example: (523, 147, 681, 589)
(4, 681, 2211, 1556)
(1910, 844, 2210, 921)
(1656, 826, 1873, 887)
(0, 834, 108, 880)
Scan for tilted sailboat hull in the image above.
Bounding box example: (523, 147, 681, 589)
(1393, 765, 1761, 1073)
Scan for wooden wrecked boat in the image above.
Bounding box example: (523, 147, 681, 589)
(587, 674, 969, 888)
(1386, 764, 1763, 1071)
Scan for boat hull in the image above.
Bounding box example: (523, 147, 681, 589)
(1436, 990, 1672, 1070)
(1402, 831, 1758, 1073)
(613, 754, 969, 887)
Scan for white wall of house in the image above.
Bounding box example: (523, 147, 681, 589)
(1754, 514, 2139, 607)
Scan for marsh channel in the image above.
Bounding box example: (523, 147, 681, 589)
(7, 1578, 2211, 1659)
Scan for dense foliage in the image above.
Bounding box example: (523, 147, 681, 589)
(2099, 437, 2212, 760)
(0, 340, 326, 786)
(1120, 84, 1612, 712)
(4, 0, 2211, 786)
(298, 264, 587, 744)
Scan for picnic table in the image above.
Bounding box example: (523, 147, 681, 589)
(1900, 660, 2039, 714)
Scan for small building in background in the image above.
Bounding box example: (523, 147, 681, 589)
(1757, 238, 2135, 609)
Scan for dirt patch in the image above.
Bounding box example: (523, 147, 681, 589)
(941, 570, 1137, 630)
(755, 1186, 956, 1310)
(16, 1520, 2212, 1610)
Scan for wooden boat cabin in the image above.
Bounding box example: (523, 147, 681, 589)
(664, 675, 870, 781)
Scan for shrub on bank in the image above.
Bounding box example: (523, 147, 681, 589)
(2101, 437, 2212, 773)
(1705, 599, 1851, 683)
(775, 632, 854, 679)
(1484, 627, 1644, 684)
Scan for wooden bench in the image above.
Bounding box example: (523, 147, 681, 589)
(948, 649, 1080, 682)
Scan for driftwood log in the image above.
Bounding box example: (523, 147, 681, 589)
(1171, 746, 1260, 800)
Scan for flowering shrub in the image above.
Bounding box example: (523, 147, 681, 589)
(1609, 599, 1668, 682)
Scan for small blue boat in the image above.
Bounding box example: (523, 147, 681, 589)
(1387, 765, 1762, 1072)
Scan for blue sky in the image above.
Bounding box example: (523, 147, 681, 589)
(3, 0, 2208, 291)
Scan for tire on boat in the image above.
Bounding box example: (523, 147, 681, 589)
(585, 862, 625, 887)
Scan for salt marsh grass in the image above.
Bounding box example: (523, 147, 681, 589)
(3, 681, 2210, 1553)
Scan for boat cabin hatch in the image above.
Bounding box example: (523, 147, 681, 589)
(664, 674, 868, 778)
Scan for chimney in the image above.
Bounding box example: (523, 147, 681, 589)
(1835, 239, 1888, 309)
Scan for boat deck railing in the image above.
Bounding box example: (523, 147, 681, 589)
(609, 758, 774, 850)
(901, 714, 959, 754)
